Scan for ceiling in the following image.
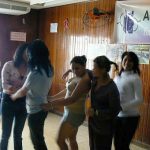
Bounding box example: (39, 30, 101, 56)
(2, 0, 148, 10)
(0, 0, 147, 16)
(0, 0, 126, 15)
(8, 0, 89, 9)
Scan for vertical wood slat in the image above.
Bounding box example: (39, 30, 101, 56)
(38, 0, 150, 145)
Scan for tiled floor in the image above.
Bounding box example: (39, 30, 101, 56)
(0, 113, 149, 150)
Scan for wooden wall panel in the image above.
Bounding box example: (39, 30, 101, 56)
(39, 0, 115, 92)
(136, 64, 150, 145)
(38, 0, 150, 146)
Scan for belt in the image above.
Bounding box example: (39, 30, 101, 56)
(93, 108, 101, 116)
(94, 109, 98, 116)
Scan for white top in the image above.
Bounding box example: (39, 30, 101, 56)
(1, 61, 27, 94)
(114, 71, 143, 117)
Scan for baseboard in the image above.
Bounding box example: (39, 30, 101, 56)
(132, 140, 150, 149)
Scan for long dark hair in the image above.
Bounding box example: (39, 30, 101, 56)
(119, 51, 140, 76)
(13, 43, 28, 68)
(94, 56, 118, 72)
(70, 55, 87, 66)
(27, 39, 53, 77)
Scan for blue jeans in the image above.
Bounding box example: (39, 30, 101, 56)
(0, 93, 27, 150)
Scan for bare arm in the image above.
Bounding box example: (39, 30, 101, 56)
(53, 73, 90, 105)
(62, 69, 72, 80)
(11, 85, 28, 101)
(48, 89, 66, 101)
(41, 73, 91, 111)
(110, 63, 119, 79)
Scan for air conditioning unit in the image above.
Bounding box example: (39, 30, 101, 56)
(0, 0, 31, 15)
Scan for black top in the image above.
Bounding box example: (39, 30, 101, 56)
(88, 72, 121, 119)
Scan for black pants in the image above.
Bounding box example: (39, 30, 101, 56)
(28, 110, 48, 150)
(0, 93, 27, 150)
(88, 117, 114, 150)
(114, 116, 140, 150)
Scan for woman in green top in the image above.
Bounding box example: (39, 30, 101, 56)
(47, 56, 87, 150)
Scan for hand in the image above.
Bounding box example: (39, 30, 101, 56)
(7, 87, 16, 94)
(10, 94, 17, 101)
(86, 108, 94, 117)
(47, 96, 54, 102)
(41, 103, 52, 111)
(62, 69, 72, 80)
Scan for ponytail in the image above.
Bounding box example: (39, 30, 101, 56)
(109, 61, 118, 71)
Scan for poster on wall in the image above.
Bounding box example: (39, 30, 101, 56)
(10, 32, 26, 42)
(50, 23, 58, 33)
(87, 44, 126, 61)
(86, 43, 127, 70)
(87, 44, 107, 70)
(87, 44, 107, 60)
(127, 44, 150, 64)
(106, 44, 126, 78)
(114, 0, 150, 44)
(106, 44, 126, 63)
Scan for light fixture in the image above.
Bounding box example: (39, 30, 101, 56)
(30, 0, 56, 5)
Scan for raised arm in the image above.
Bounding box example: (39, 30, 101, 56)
(110, 62, 119, 79)
(62, 69, 72, 80)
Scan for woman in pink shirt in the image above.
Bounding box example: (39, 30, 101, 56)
(1, 43, 28, 150)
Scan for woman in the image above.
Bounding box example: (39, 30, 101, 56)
(42, 56, 121, 150)
(48, 55, 88, 150)
(87, 56, 120, 150)
(1, 43, 28, 150)
(114, 51, 143, 150)
(11, 39, 54, 150)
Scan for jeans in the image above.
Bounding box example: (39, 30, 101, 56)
(28, 110, 48, 150)
(88, 117, 114, 150)
(0, 93, 27, 150)
(114, 116, 140, 150)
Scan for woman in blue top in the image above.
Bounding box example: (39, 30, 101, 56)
(11, 39, 54, 150)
